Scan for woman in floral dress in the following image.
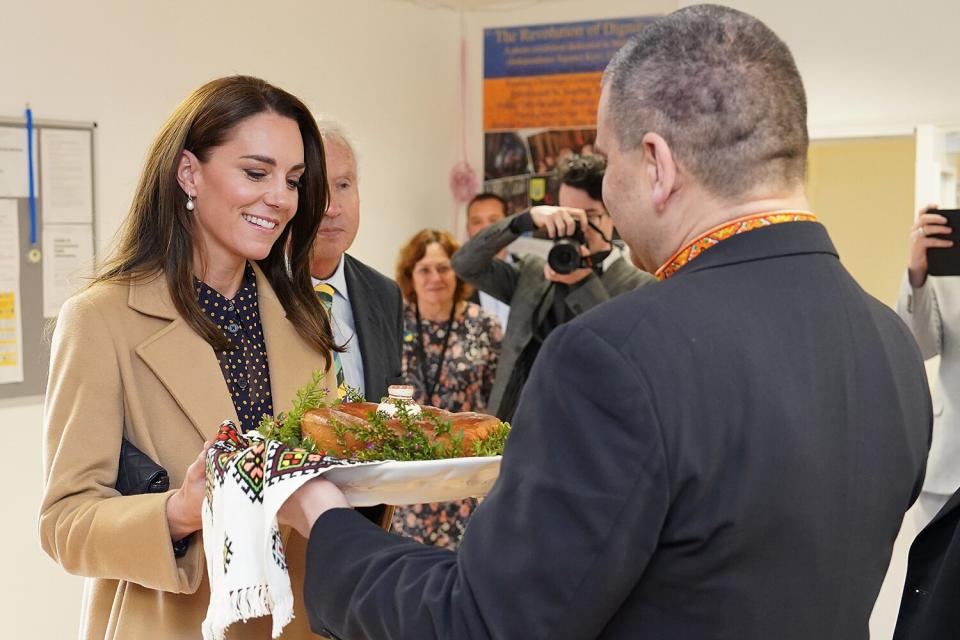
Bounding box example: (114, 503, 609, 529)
(391, 229, 502, 549)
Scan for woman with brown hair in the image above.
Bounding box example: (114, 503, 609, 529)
(39, 76, 339, 639)
(391, 229, 502, 550)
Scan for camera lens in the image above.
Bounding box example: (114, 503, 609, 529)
(548, 240, 582, 275)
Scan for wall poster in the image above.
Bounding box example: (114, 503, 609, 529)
(483, 16, 657, 213)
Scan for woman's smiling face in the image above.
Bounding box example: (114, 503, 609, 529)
(185, 111, 305, 270)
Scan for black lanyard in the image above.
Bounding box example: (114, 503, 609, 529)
(415, 303, 456, 403)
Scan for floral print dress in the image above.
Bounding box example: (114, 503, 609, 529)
(390, 301, 502, 550)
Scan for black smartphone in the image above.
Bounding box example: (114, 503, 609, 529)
(927, 209, 960, 276)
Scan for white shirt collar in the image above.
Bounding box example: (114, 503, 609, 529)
(311, 255, 349, 301)
(602, 244, 624, 272)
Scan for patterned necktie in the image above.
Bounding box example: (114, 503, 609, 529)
(313, 283, 347, 399)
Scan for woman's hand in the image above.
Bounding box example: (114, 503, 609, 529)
(908, 204, 953, 289)
(165, 440, 212, 542)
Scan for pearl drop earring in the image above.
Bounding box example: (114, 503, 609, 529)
(186, 193, 195, 211)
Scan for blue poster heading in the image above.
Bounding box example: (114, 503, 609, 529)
(483, 17, 656, 79)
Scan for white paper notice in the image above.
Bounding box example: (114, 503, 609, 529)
(42, 224, 94, 318)
(0, 127, 39, 198)
(0, 200, 24, 384)
(41, 128, 93, 224)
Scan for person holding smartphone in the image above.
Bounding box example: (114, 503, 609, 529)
(893, 205, 960, 640)
(898, 204, 957, 523)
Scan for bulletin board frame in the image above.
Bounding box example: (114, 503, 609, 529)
(0, 115, 96, 401)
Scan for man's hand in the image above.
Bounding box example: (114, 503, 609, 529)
(278, 477, 351, 539)
(530, 205, 588, 239)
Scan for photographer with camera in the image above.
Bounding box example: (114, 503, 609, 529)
(451, 155, 654, 421)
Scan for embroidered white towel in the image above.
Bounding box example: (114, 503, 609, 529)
(200, 420, 374, 640)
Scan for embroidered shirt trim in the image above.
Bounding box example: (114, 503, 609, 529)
(655, 211, 817, 281)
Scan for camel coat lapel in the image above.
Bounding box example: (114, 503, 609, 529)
(130, 273, 239, 440)
(130, 265, 333, 440)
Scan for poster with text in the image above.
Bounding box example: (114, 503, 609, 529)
(483, 17, 656, 214)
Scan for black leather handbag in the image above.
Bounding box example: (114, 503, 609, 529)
(116, 438, 169, 495)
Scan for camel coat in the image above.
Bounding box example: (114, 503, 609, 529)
(40, 265, 337, 639)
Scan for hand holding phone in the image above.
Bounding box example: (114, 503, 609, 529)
(918, 207, 960, 279)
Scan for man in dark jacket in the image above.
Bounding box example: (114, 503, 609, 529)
(282, 7, 932, 639)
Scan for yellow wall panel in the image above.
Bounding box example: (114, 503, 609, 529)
(807, 137, 915, 307)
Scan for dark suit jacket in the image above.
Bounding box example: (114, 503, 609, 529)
(303, 222, 931, 640)
(894, 489, 960, 639)
(342, 253, 403, 402)
(451, 215, 655, 417)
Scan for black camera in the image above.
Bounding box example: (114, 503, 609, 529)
(547, 221, 587, 275)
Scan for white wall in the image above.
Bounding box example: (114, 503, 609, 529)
(680, 0, 960, 137)
(0, 0, 462, 275)
(0, 0, 459, 636)
(1, 397, 70, 639)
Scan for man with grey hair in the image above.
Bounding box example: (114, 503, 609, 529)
(310, 122, 403, 404)
(282, 7, 930, 639)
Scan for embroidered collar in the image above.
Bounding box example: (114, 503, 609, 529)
(655, 211, 817, 280)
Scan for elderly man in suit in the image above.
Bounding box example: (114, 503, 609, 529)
(309, 122, 403, 403)
(280, 6, 931, 639)
(452, 154, 654, 421)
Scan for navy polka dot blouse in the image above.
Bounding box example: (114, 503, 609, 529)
(195, 264, 273, 432)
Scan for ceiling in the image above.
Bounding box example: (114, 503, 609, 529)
(389, 0, 564, 11)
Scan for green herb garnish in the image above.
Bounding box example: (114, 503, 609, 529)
(257, 369, 332, 447)
(472, 421, 511, 457)
(330, 400, 466, 461)
(258, 370, 511, 460)
(342, 386, 367, 404)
